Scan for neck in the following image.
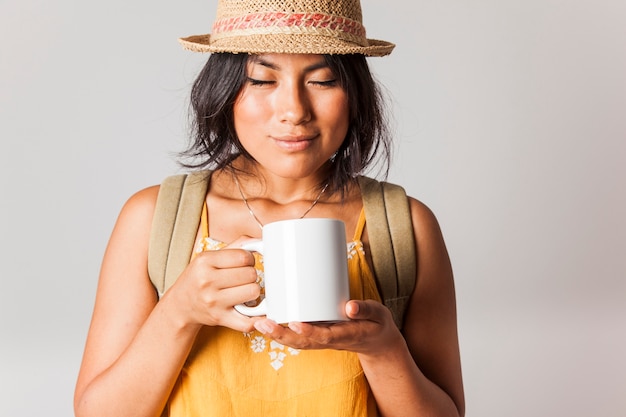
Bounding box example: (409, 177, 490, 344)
(229, 158, 331, 205)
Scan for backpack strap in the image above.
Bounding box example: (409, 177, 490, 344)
(148, 170, 212, 296)
(358, 176, 417, 329)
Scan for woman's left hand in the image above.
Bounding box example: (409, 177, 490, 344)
(253, 300, 405, 355)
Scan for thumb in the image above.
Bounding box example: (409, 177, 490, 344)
(345, 299, 370, 319)
(346, 300, 391, 324)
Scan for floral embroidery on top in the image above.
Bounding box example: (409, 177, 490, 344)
(268, 340, 300, 371)
(250, 336, 266, 353)
(195, 236, 226, 252)
(347, 241, 365, 260)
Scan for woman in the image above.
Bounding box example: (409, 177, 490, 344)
(74, 1, 464, 416)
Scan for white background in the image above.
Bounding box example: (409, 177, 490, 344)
(1, 0, 625, 416)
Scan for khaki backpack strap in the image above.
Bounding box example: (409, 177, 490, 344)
(148, 171, 212, 296)
(381, 180, 417, 328)
(358, 176, 417, 329)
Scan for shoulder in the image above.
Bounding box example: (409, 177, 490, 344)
(100, 185, 163, 284)
(407, 197, 441, 233)
(109, 185, 161, 242)
(404, 196, 451, 266)
(119, 185, 160, 221)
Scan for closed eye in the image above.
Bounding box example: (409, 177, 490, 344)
(246, 77, 275, 86)
(310, 79, 338, 87)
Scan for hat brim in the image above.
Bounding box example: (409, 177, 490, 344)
(178, 34, 395, 57)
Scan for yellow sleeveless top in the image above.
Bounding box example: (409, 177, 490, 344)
(166, 205, 382, 416)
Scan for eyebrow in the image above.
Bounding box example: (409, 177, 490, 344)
(251, 56, 330, 73)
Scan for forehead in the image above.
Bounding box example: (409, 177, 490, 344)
(247, 54, 330, 71)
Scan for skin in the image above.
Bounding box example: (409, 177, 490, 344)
(74, 54, 464, 417)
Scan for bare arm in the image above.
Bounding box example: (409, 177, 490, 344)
(74, 187, 260, 417)
(357, 198, 464, 416)
(254, 197, 465, 416)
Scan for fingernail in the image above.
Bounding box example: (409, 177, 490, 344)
(254, 320, 272, 334)
(346, 301, 359, 316)
(288, 322, 302, 334)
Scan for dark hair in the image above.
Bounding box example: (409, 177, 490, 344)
(179, 53, 391, 194)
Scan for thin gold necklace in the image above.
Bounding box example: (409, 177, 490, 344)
(232, 173, 329, 230)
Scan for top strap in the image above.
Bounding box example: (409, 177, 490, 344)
(352, 208, 367, 241)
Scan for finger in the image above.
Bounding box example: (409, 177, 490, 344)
(252, 320, 317, 349)
(194, 248, 255, 269)
(254, 319, 281, 336)
(345, 300, 361, 318)
(222, 312, 261, 333)
(287, 321, 332, 336)
(345, 299, 370, 319)
(219, 281, 262, 307)
(345, 299, 385, 322)
(256, 320, 338, 350)
(211, 265, 258, 289)
(255, 319, 304, 341)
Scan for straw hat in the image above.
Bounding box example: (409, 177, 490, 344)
(179, 0, 395, 56)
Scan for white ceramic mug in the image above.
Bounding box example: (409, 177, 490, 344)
(235, 218, 350, 324)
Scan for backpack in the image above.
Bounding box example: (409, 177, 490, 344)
(148, 170, 416, 329)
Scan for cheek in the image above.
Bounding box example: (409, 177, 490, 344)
(234, 95, 260, 124)
(233, 96, 266, 138)
(322, 96, 350, 135)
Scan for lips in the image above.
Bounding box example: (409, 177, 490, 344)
(271, 134, 318, 151)
(272, 133, 317, 141)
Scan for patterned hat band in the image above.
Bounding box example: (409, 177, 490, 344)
(179, 0, 394, 57)
(211, 12, 369, 47)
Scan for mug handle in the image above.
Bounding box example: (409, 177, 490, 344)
(234, 298, 267, 317)
(234, 240, 266, 317)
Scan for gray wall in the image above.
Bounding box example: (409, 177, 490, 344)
(1, 0, 624, 415)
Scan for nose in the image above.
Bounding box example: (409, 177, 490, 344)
(275, 83, 311, 125)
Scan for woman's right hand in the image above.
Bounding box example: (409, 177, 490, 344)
(161, 238, 262, 333)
